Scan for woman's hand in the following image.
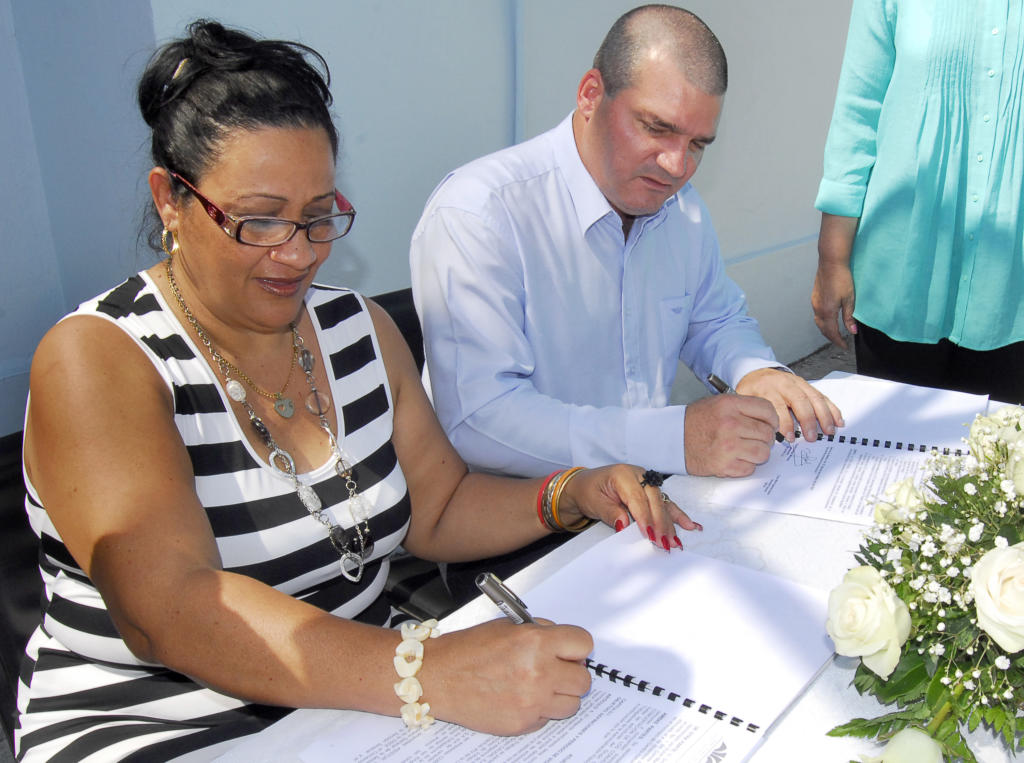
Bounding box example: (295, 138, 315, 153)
(557, 465, 701, 551)
(421, 618, 593, 735)
(813, 213, 860, 348)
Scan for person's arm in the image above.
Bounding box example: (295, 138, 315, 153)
(812, 0, 897, 345)
(411, 203, 689, 476)
(25, 312, 692, 735)
(813, 213, 860, 348)
(367, 299, 700, 556)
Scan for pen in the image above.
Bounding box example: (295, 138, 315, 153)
(476, 572, 535, 624)
(707, 373, 796, 442)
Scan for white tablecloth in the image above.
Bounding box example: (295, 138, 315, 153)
(211, 487, 1009, 762)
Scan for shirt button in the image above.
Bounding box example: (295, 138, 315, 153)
(992, 27, 1000, 35)
(988, 69, 996, 77)
(972, 193, 979, 202)
(983, 113, 991, 122)
(977, 153, 985, 162)
(969, 233, 975, 241)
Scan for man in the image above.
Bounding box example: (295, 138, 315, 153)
(411, 4, 841, 481)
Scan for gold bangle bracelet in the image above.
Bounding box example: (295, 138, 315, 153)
(551, 467, 590, 532)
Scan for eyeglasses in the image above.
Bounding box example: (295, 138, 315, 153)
(169, 170, 355, 246)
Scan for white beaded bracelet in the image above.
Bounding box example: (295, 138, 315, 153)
(393, 618, 441, 728)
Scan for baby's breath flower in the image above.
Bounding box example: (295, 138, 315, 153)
(996, 655, 1011, 670)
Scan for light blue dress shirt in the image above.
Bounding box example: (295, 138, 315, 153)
(816, 0, 1024, 350)
(410, 115, 777, 477)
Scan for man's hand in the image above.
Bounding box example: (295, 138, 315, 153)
(735, 368, 844, 443)
(683, 394, 779, 477)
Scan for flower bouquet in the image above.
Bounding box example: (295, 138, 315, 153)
(826, 405, 1024, 762)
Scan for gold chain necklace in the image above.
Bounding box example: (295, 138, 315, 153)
(163, 259, 299, 418)
(164, 256, 373, 582)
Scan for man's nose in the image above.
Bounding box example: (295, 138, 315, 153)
(657, 145, 690, 180)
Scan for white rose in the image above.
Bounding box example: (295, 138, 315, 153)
(860, 727, 943, 763)
(1007, 440, 1024, 496)
(971, 542, 1024, 652)
(827, 566, 912, 679)
(969, 406, 1024, 463)
(873, 479, 923, 525)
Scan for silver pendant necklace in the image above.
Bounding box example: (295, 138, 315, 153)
(165, 258, 373, 582)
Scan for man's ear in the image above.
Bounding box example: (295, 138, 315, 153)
(148, 167, 181, 230)
(576, 68, 606, 122)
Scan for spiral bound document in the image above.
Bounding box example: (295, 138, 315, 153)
(585, 658, 762, 735)
(694, 374, 989, 524)
(292, 532, 828, 763)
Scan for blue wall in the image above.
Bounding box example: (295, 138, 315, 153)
(0, 0, 852, 435)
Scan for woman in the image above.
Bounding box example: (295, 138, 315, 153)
(812, 0, 1024, 401)
(15, 20, 696, 761)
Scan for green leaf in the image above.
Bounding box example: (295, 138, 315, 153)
(996, 523, 1021, 546)
(827, 706, 927, 740)
(966, 705, 982, 733)
(925, 670, 952, 709)
(938, 726, 981, 763)
(875, 651, 930, 705)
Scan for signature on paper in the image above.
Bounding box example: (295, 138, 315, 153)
(780, 441, 816, 467)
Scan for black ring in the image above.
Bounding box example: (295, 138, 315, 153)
(639, 469, 666, 488)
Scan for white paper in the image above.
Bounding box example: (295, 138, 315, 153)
(522, 529, 833, 734)
(298, 679, 758, 762)
(700, 375, 988, 523)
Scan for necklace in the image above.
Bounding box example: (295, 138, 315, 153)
(225, 340, 299, 418)
(163, 260, 299, 418)
(164, 257, 374, 582)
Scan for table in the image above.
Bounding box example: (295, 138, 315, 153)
(212, 374, 1013, 762)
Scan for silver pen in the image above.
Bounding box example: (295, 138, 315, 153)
(708, 372, 800, 442)
(476, 572, 535, 624)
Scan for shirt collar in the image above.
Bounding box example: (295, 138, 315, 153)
(550, 112, 676, 236)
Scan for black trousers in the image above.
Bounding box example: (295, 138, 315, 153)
(855, 322, 1024, 404)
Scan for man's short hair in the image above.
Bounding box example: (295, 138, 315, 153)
(593, 4, 727, 98)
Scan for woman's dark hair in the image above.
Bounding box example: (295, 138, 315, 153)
(138, 20, 338, 247)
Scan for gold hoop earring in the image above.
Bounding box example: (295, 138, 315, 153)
(160, 228, 179, 258)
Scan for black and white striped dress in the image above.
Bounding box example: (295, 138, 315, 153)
(15, 273, 412, 761)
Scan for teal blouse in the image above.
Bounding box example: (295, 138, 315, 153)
(816, 0, 1024, 350)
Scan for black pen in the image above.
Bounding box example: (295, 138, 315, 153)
(476, 572, 535, 624)
(707, 373, 796, 442)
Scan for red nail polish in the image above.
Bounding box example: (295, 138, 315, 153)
(614, 519, 625, 532)
(646, 526, 656, 542)
(661, 535, 670, 551)
(695, 522, 704, 532)
(673, 536, 683, 548)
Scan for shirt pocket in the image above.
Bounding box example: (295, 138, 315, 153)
(659, 294, 693, 360)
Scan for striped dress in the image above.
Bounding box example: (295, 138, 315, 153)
(15, 273, 412, 761)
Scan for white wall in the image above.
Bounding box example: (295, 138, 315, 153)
(150, 0, 517, 297)
(0, 0, 852, 435)
(517, 1, 851, 401)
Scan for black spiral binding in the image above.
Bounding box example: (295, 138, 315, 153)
(586, 659, 760, 735)
(820, 432, 965, 456)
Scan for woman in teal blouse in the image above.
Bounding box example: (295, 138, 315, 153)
(813, 0, 1024, 402)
